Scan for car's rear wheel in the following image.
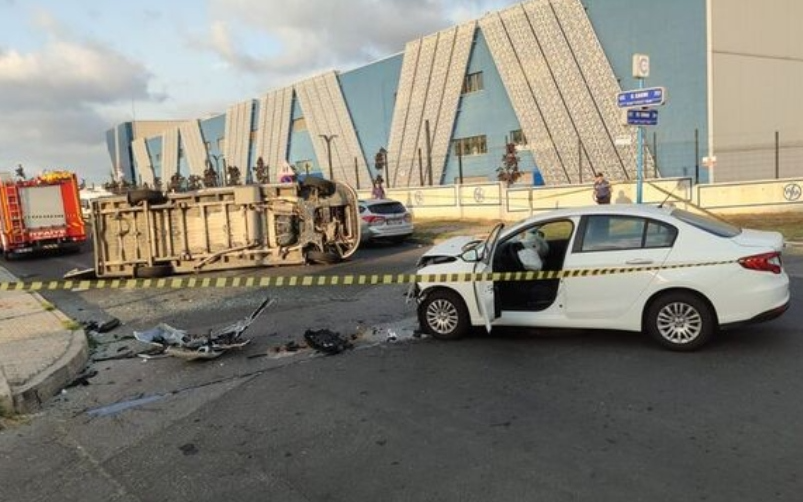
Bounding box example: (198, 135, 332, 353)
(645, 291, 716, 351)
(419, 289, 470, 340)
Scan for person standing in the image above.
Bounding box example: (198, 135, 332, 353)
(593, 172, 611, 204)
(371, 175, 386, 199)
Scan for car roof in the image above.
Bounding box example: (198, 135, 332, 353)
(504, 204, 676, 234)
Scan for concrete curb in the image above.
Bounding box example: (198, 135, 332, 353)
(0, 365, 12, 417)
(12, 290, 89, 414)
(12, 329, 89, 414)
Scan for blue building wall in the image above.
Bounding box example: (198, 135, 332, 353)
(106, 123, 135, 181)
(446, 29, 537, 185)
(339, 54, 404, 185)
(199, 114, 226, 176)
(584, 0, 709, 181)
(287, 98, 319, 175)
(145, 136, 162, 181)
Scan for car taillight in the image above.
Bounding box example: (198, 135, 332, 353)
(362, 215, 386, 226)
(738, 252, 782, 274)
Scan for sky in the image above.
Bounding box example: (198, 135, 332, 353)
(0, 0, 519, 184)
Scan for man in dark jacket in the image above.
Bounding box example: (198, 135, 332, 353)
(593, 172, 611, 204)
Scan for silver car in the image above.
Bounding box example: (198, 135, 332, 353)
(359, 198, 414, 244)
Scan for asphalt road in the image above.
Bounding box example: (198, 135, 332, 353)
(1, 244, 802, 501)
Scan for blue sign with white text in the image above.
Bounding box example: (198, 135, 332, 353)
(617, 87, 666, 108)
(627, 109, 659, 126)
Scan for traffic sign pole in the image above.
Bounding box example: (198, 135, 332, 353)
(637, 79, 644, 204)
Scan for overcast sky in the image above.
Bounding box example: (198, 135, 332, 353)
(0, 0, 519, 184)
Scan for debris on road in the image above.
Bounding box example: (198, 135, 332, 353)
(82, 317, 121, 334)
(303, 329, 353, 355)
(133, 297, 275, 361)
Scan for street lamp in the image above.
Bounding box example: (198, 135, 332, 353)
(319, 134, 338, 180)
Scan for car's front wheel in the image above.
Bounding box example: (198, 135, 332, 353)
(418, 289, 470, 340)
(645, 291, 716, 351)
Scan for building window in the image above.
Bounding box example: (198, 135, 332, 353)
(217, 138, 225, 152)
(249, 131, 257, 142)
(155, 153, 161, 162)
(453, 135, 488, 157)
(292, 117, 307, 132)
(462, 72, 484, 94)
(178, 147, 185, 159)
(205, 141, 211, 152)
(510, 129, 528, 147)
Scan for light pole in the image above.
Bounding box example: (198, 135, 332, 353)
(319, 134, 337, 180)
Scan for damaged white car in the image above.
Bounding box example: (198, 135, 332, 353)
(412, 205, 789, 351)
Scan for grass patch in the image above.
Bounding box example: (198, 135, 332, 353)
(61, 319, 82, 331)
(40, 301, 55, 311)
(722, 213, 803, 241)
(413, 219, 501, 245)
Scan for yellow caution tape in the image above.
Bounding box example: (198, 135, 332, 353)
(0, 260, 737, 291)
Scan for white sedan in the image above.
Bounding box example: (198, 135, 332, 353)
(412, 205, 789, 351)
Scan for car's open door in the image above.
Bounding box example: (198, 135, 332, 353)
(473, 223, 504, 333)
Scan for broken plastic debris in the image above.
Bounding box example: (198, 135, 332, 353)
(387, 329, 398, 342)
(132, 297, 274, 361)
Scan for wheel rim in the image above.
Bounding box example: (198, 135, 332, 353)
(426, 298, 459, 335)
(656, 301, 703, 344)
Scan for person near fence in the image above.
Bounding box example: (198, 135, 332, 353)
(372, 175, 386, 199)
(593, 172, 611, 204)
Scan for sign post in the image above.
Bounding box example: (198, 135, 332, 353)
(616, 54, 667, 204)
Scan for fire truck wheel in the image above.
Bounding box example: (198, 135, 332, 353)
(135, 263, 174, 278)
(306, 249, 342, 265)
(300, 177, 336, 197)
(127, 189, 167, 206)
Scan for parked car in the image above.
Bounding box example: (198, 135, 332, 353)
(411, 204, 789, 351)
(359, 198, 413, 243)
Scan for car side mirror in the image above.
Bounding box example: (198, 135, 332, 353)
(460, 248, 481, 263)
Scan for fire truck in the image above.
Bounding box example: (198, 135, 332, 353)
(0, 171, 87, 259)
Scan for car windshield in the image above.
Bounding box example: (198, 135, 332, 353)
(670, 208, 742, 238)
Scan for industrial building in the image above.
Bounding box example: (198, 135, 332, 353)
(106, 0, 803, 189)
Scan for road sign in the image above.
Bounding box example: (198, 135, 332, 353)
(617, 87, 666, 108)
(627, 109, 658, 126)
(632, 54, 650, 78)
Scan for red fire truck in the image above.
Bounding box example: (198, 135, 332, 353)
(0, 171, 87, 259)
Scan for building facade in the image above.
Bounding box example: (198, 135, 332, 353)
(107, 0, 803, 188)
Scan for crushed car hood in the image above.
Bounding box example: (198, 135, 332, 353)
(732, 229, 784, 252)
(421, 236, 481, 259)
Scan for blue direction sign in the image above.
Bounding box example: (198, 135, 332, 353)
(617, 87, 666, 108)
(627, 109, 658, 126)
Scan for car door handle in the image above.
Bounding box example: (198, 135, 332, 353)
(626, 258, 654, 265)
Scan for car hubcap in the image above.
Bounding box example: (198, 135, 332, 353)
(656, 302, 702, 344)
(426, 299, 459, 334)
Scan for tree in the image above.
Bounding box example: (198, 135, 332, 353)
(496, 142, 522, 186)
(253, 157, 270, 184)
(169, 172, 185, 192)
(227, 165, 241, 186)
